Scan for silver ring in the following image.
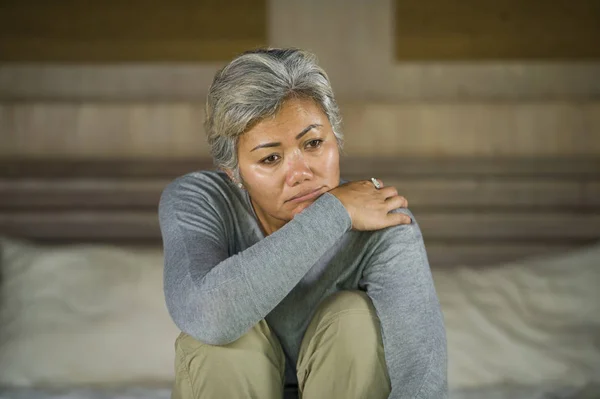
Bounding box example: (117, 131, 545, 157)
(371, 177, 381, 189)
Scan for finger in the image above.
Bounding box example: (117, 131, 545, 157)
(369, 178, 384, 189)
(388, 212, 412, 225)
(384, 194, 408, 209)
(396, 195, 408, 208)
(379, 186, 398, 200)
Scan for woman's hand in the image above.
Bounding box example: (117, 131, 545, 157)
(329, 179, 411, 231)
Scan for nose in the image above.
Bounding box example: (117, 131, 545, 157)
(285, 152, 313, 186)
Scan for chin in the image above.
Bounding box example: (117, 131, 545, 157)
(290, 201, 314, 217)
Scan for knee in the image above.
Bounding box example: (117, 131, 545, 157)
(298, 291, 391, 398)
(174, 320, 284, 375)
(298, 290, 388, 386)
(314, 290, 382, 351)
(317, 290, 377, 319)
(172, 321, 286, 399)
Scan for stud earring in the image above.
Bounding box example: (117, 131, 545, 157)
(237, 182, 243, 189)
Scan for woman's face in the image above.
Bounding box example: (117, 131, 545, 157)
(233, 97, 341, 235)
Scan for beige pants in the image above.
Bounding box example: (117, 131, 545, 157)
(171, 290, 391, 399)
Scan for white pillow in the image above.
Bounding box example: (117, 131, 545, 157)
(0, 237, 180, 387)
(433, 242, 600, 389)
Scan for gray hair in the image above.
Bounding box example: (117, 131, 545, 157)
(204, 48, 343, 179)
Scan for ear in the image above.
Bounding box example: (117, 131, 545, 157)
(223, 168, 236, 183)
(223, 168, 244, 189)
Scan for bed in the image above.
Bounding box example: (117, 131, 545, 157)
(1, 157, 599, 399)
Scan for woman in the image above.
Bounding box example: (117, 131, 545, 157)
(159, 48, 447, 399)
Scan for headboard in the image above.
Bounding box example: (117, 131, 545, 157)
(1, 157, 599, 269)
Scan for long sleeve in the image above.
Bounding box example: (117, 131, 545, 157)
(158, 174, 352, 346)
(360, 209, 448, 399)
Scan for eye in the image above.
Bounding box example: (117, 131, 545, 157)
(305, 139, 323, 149)
(261, 154, 280, 165)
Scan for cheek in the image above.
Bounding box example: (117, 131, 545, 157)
(249, 174, 278, 196)
(244, 164, 278, 187)
(244, 167, 285, 203)
(318, 145, 340, 177)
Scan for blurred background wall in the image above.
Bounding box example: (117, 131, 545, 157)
(0, 0, 599, 159)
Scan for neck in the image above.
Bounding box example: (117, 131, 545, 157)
(250, 197, 285, 236)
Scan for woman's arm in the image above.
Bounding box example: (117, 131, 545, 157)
(159, 175, 352, 345)
(360, 209, 448, 399)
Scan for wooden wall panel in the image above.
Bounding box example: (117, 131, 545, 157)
(272, 0, 600, 100)
(341, 102, 600, 157)
(1, 0, 599, 101)
(1, 157, 599, 268)
(2, 210, 599, 244)
(0, 0, 267, 62)
(0, 102, 210, 157)
(2, 101, 599, 158)
(3, 176, 600, 212)
(394, 0, 600, 60)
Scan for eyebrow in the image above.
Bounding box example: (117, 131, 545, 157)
(250, 124, 322, 152)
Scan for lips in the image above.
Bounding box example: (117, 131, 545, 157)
(287, 187, 323, 203)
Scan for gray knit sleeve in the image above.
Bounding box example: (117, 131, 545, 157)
(159, 176, 352, 345)
(360, 209, 448, 399)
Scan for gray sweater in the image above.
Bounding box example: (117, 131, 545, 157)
(159, 170, 448, 399)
